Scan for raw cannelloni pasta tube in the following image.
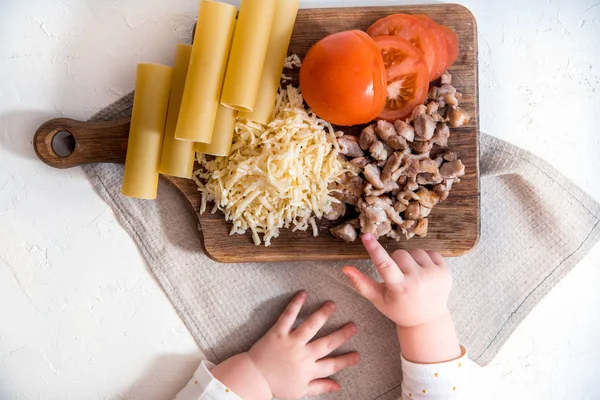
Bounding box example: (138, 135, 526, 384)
(221, 0, 277, 112)
(239, 0, 300, 124)
(159, 44, 195, 178)
(174, 0, 237, 143)
(122, 63, 173, 199)
(195, 104, 237, 156)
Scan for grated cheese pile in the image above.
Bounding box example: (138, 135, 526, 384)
(193, 85, 348, 246)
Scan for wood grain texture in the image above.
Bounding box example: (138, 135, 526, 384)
(33, 4, 479, 263)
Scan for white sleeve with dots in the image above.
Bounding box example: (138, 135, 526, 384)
(173, 360, 242, 400)
(400, 346, 469, 400)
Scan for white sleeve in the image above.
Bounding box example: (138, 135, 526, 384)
(174, 360, 242, 400)
(400, 346, 469, 400)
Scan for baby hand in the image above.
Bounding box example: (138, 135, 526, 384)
(342, 233, 452, 328)
(211, 292, 359, 399)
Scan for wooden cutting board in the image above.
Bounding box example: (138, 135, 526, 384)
(34, 4, 479, 263)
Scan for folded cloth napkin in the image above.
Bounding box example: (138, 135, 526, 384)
(83, 94, 600, 399)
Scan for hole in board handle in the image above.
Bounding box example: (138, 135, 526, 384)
(51, 130, 76, 158)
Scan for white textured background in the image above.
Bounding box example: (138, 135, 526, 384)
(1, 0, 599, 399)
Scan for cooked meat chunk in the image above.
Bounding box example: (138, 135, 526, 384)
(385, 206, 404, 225)
(349, 156, 369, 169)
(324, 201, 346, 221)
(414, 113, 436, 141)
(449, 107, 471, 127)
(347, 218, 361, 229)
(413, 218, 429, 237)
(394, 120, 415, 142)
(426, 101, 439, 116)
(399, 219, 416, 230)
(405, 176, 419, 192)
(416, 187, 441, 208)
(428, 86, 439, 101)
(369, 141, 388, 162)
(397, 190, 420, 206)
(394, 201, 407, 213)
(404, 158, 421, 178)
(337, 135, 364, 158)
(443, 151, 458, 161)
(397, 175, 408, 186)
(438, 83, 456, 98)
(404, 201, 422, 220)
(382, 152, 404, 181)
(433, 179, 455, 201)
(421, 206, 432, 218)
(383, 180, 400, 193)
(360, 206, 391, 238)
(376, 120, 407, 150)
(411, 104, 427, 119)
(416, 172, 444, 185)
(365, 195, 393, 208)
(359, 125, 378, 151)
(441, 71, 452, 85)
(331, 191, 358, 206)
(410, 140, 434, 155)
(375, 120, 397, 142)
(330, 222, 357, 242)
(419, 159, 439, 174)
(440, 159, 465, 179)
(363, 164, 385, 189)
(338, 173, 365, 197)
(432, 124, 450, 147)
(364, 184, 386, 197)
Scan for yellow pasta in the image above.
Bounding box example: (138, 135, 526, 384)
(195, 104, 238, 156)
(122, 63, 173, 199)
(220, 0, 277, 112)
(174, 0, 237, 143)
(159, 44, 195, 178)
(239, 0, 299, 124)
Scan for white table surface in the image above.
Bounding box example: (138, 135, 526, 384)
(1, 0, 599, 399)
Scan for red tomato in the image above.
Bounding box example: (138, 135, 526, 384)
(367, 14, 440, 82)
(413, 14, 448, 79)
(439, 25, 459, 68)
(373, 36, 429, 121)
(299, 30, 387, 126)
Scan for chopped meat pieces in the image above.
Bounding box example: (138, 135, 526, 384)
(360, 206, 389, 238)
(413, 218, 429, 237)
(382, 152, 404, 181)
(419, 159, 439, 174)
(394, 120, 415, 142)
(365, 195, 393, 208)
(337, 135, 364, 158)
(441, 71, 452, 85)
(324, 201, 346, 221)
(440, 159, 465, 179)
(426, 101, 439, 116)
(329, 77, 469, 242)
(404, 201, 422, 220)
(369, 141, 388, 162)
(432, 124, 450, 147)
(417, 172, 443, 185)
(363, 164, 385, 189)
(414, 113, 436, 141)
(416, 187, 440, 208)
(330, 222, 357, 242)
(359, 125, 377, 151)
(449, 107, 471, 127)
(349, 156, 369, 169)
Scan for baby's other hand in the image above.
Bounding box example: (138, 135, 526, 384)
(211, 292, 359, 400)
(343, 233, 452, 328)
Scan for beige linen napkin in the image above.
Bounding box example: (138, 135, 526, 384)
(83, 94, 600, 400)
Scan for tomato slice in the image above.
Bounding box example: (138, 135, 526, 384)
(439, 25, 459, 69)
(373, 36, 429, 122)
(367, 13, 440, 82)
(413, 14, 448, 79)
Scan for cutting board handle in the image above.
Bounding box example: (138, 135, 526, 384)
(34, 118, 130, 169)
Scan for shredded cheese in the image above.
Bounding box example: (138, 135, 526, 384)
(194, 85, 348, 246)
